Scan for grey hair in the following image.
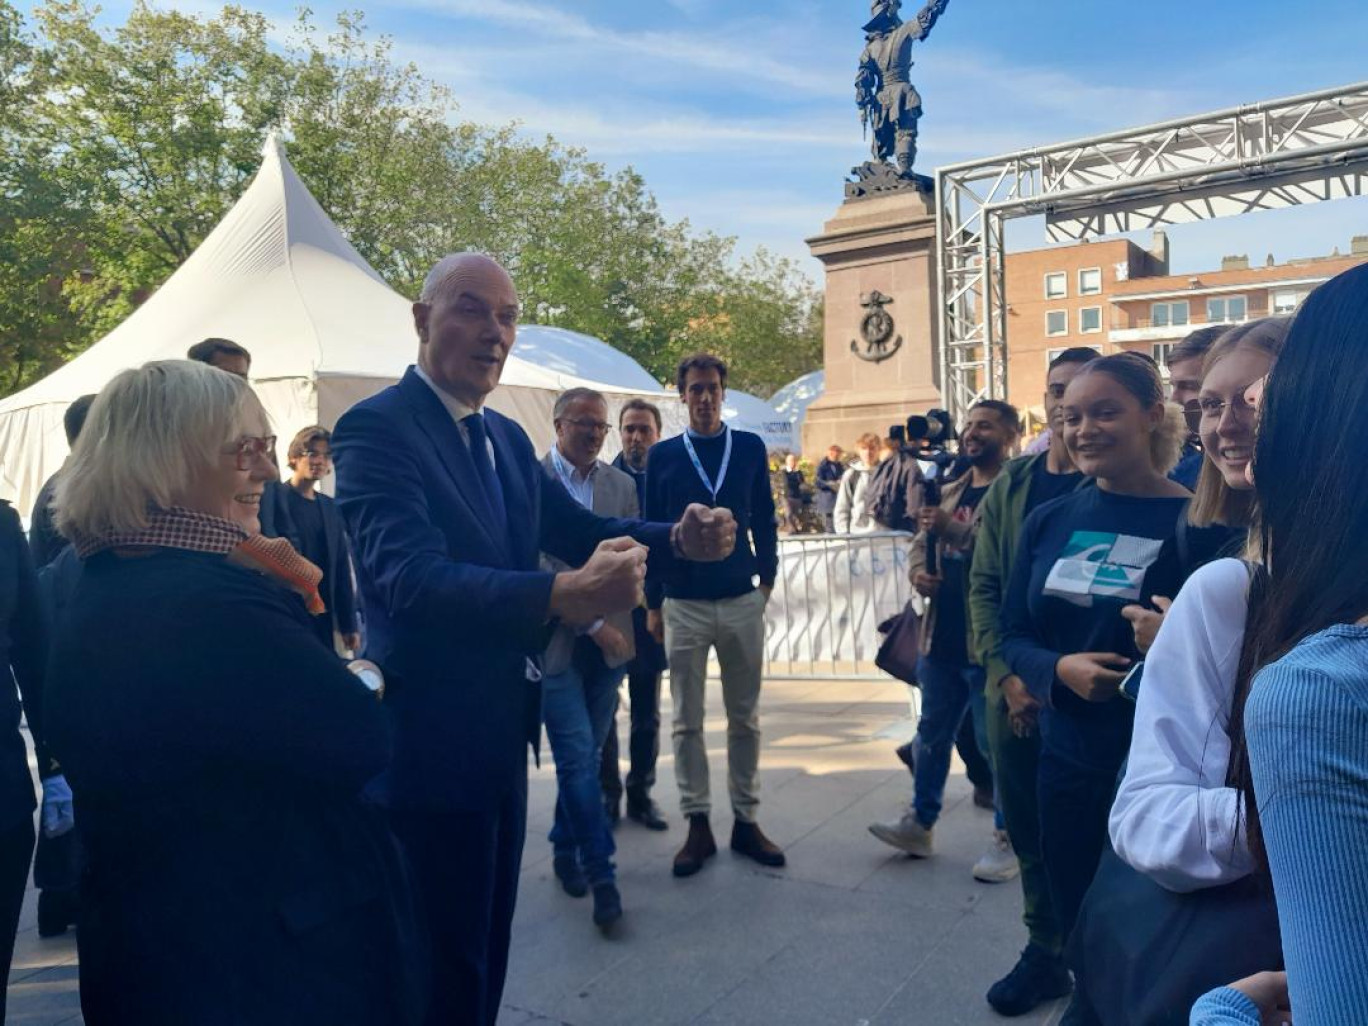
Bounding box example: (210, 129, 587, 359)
(553, 387, 607, 422)
(54, 360, 270, 539)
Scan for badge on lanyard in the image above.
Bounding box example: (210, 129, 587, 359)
(682, 426, 732, 507)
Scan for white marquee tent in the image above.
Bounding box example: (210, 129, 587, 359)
(0, 135, 799, 515)
(0, 136, 682, 513)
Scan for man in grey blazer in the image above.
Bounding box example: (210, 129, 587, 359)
(539, 387, 640, 931)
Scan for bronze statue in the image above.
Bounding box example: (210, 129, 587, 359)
(853, 0, 951, 188)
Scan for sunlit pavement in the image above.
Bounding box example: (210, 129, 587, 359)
(7, 676, 1067, 1026)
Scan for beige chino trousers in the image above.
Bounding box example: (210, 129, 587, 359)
(663, 589, 767, 823)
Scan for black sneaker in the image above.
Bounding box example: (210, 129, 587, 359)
(895, 741, 916, 779)
(592, 881, 622, 930)
(553, 854, 588, 898)
(986, 945, 1072, 1017)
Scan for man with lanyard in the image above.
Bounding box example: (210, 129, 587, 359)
(869, 401, 1020, 866)
(966, 346, 1097, 1017)
(537, 388, 641, 930)
(645, 353, 784, 878)
(599, 399, 669, 831)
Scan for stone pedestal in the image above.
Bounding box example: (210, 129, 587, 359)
(802, 187, 941, 455)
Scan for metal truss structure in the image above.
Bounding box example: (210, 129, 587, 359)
(934, 81, 1368, 420)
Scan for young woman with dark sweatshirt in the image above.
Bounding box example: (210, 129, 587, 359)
(999, 353, 1190, 1026)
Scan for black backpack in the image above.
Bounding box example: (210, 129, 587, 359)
(866, 451, 924, 532)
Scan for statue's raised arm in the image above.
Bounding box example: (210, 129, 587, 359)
(913, 0, 951, 40)
(848, 0, 952, 193)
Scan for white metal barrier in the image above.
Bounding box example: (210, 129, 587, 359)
(763, 531, 916, 680)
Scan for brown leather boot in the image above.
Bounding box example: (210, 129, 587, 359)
(672, 814, 717, 878)
(730, 819, 786, 867)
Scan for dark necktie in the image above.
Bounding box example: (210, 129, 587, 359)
(462, 413, 509, 541)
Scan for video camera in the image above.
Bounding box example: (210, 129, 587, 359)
(888, 408, 959, 476)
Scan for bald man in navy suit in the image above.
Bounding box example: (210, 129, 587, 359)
(333, 253, 736, 1026)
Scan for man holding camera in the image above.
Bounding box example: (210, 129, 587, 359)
(869, 401, 1019, 867)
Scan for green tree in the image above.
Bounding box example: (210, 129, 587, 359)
(1, 0, 822, 400)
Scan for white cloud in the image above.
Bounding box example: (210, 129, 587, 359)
(393, 0, 847, 96)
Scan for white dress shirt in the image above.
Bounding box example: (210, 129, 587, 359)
(1109, 557, 1256, 892)
(413, 364, 495, 469)
(549, 445, 596, 510)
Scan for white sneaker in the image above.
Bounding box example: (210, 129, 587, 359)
(973, 829, 1021, 883)
(868, 811, 933, 858)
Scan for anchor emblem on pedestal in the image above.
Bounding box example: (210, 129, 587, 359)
(851, 290, 903, 363)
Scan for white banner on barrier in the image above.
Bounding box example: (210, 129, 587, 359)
(765, 533, 914, 671)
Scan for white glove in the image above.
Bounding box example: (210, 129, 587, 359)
(41, 775, 75, 838)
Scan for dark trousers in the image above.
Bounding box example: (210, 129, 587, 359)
(599, 669, 662, 804)
(1036, 710, 1130, 943)
(0, 816, 36, 1022)
(985, 685, 1062, 955)
(389, 775, 527, 1026)
(957, 713, 993, 793)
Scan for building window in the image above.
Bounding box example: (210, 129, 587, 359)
(1207, 295, 1247, 323)
(1044, 272, 1067, 299)
(1079, 306, 1102, 333)
(1046, 310, 1068, 337)
(1152, 343, 1175, 366)
(1079, 267, 1102, 295)
(1272, 290, 1302, 315)
(1151, 301, 1189, 328)
(1045, 347, 1070, 368)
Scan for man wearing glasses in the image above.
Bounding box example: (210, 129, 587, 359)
(537, 389, 640, 929)
(275, 426, 361, 655)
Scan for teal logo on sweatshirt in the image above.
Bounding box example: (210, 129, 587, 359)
(1043, 531, 1163, 607)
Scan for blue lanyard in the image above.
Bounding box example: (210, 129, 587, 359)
(682, 425, 732, 506)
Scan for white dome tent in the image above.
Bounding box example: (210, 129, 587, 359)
(769, 369, 824, 442)
(721, 390, 793, 451)
(0, 135, 674, 512)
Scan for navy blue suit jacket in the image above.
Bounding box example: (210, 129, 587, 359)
(332, 368, 673, 811)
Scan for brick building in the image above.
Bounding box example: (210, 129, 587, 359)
(1002, 232, 1368, 425)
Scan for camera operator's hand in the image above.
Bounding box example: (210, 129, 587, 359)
(917, 506, 950, 535)
(912, 571, 941, 599)
(1121, 597, 1172, 655)
(1056, 652, 1131, 703)
(647, 608, 665, 645)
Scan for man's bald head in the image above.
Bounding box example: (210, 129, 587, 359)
(413, 252, 520, 408)
(420, 252, 516, 307)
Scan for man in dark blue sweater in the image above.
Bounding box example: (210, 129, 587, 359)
(645, 353, 784, 877)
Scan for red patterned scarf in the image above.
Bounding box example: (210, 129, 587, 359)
(75, 507, 326, 615)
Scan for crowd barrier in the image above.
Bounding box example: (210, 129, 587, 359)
(763, 531, 915, 680)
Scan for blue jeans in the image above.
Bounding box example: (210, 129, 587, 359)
(913, 654, 991, 829)
(542, 655, 625, 885)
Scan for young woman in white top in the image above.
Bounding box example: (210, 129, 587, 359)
(1109, 317, 1287, 887)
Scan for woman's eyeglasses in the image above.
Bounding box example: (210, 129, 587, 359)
(1184, 390, 1259, 435)
(224, 435, 277, 470)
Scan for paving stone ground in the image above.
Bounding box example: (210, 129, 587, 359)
(7, 675, 1067, 1026)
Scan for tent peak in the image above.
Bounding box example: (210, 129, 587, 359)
(261, 129, 286, 161)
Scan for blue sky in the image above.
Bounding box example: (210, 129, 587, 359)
(115, 0, 1368, 277)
